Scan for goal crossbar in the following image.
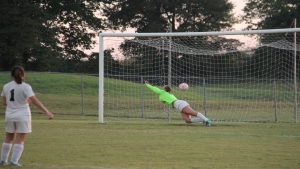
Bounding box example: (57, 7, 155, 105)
(99, 28, 300, 37)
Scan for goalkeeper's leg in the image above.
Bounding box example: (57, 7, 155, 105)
(181, 106, 211, 125)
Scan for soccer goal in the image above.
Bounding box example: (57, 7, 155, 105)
(99, 28, 300, 123)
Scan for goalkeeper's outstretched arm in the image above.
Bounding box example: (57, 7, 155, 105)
(144, 81, 164, 95)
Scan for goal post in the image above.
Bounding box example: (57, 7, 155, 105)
(99, 35, 104, 123)
(99, 28, 300, 123)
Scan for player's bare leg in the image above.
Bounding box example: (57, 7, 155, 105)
(181, 113, 192, 123)
(181, 106, 211, 126)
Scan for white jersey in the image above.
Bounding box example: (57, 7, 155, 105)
(1, 81, 35, 121)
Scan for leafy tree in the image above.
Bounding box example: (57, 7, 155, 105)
(103, 0, 235, 32)
(0, 0, 44, 70)
(0, 0, 104, 71)
(243, 0, 300, 29)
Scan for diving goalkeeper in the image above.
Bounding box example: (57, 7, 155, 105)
(145, 81, 212, 126)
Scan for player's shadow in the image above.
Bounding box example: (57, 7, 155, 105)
(169, 123, 241, 127)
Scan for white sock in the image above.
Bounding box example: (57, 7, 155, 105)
(1, 143, 12, 162)
(197, 112, 209, 121)
(11, 144, 24, 164)
(191, 117, 204, 123)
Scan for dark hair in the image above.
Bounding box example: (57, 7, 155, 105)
(164, 85, 171, 92)
(11, 66, 25, 84)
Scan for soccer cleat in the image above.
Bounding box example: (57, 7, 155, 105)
(205, 119, 212, 127)
(0, 161, 7, 166)
(10, 161, 22, 167)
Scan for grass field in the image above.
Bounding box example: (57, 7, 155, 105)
(0, 115, 299, 169)
(0, 72, 300, 169)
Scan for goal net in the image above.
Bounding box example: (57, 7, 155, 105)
(99, 28, 300, 123)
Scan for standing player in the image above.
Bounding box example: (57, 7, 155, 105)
(0, 66, 54, 166)
(145, 81, 212, 126)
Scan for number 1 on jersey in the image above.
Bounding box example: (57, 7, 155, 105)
(10, 89, 15, 101)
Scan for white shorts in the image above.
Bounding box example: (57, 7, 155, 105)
(5, 121, 32, 133)
(173, 100, 189, 112)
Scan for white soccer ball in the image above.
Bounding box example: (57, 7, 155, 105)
(179, 83, 189, 91)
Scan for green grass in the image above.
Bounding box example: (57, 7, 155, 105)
(0, 114, 299, 169)
(0, 72, 99, 115)
(0, 72, 300, 168)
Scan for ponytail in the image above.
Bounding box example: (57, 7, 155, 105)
(164, 85, 171, 92)
(11, 66, 25, 84)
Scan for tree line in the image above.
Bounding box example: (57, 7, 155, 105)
(0, 0, 299, 73)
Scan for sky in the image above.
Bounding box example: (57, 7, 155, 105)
(230, 0, 247, 30)
(225, 0, 258, 48)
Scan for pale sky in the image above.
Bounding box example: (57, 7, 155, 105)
(231, 0, 246, 16)
(230, 0, 248, 30)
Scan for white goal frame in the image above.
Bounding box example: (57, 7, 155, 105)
(98, 28, 300, 123)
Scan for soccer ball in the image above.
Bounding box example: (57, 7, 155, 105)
(179, 83, 189, 91)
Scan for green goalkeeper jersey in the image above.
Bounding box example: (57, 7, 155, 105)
(145, 83, 178, 105)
